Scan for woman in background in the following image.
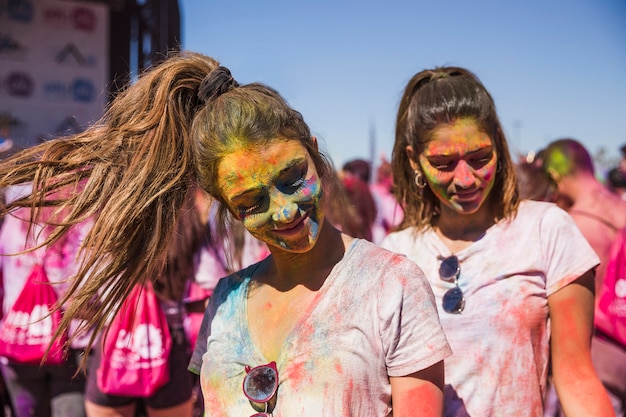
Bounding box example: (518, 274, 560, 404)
(381, 66, 613, 417)
(0, 186, 92, 417)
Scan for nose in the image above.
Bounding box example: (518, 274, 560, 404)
(453, 160, 476, 188)
(271, 193, 299, 223)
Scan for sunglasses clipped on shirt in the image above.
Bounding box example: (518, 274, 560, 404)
(439, 255, 465, 314)
(243, 361, 279, 417)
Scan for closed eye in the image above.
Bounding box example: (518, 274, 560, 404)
(288, 177, 305, 190)
(279, 167, 307, 193)
(429, 159, 456, 171)
(238, 198, 265, 217)
(468, 151, 494, 168)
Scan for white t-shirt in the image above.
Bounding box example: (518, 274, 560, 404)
(381, 200, 600, 417)
(189, 238, 451, 417)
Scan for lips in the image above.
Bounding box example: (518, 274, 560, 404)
(273, 213, 308, 235)
(453, 188, 482, 202)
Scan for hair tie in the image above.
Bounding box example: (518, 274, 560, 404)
(198, 66, 239, 103)
(435, 69, 463, 80)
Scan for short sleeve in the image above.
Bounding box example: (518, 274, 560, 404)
(539, 205, 600, 295)
(377, 252, 452, 376)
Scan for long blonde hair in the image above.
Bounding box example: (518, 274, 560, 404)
(0, 51, 219, 357)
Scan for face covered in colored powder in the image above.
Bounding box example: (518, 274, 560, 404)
(217, 139, 324, 252)
(412, 118, 498, 215)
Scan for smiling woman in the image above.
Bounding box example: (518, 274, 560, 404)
(186, 66, 451, 417)
(381, 66, 615, 417)
(0, 53, 451, 417)
(411, 118, 497, 215)
(217, 140, 323, 251)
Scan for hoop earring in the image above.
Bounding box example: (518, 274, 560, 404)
(414, 170, 427, 189)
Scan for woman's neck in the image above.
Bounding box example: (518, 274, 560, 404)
(260, 222, 351, 292)
(433, 203, 496, 252)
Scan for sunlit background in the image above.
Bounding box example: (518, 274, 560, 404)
(180, 0, 626, 172)
(1, 0, 624, 174)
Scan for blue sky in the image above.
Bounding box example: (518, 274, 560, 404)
(180, 0, 625, 173)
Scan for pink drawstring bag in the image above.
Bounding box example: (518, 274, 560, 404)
(0, 264, 67, 364)
(596, 228, 626, 347)
(97, 282, 172, 397)
(0, 270, 4, 322)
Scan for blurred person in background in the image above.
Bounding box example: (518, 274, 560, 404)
(370, 156, 404, 243)
(342, 158, 404, 243)
(84, 186, 206, 417)
(514, 151, 573, 209)
(543, 138, 626, 417)
(607, 166, 626, 200)
(606, 144, 626, 200)
(0, 185, 92, 417)
(339, 160, 377, 241)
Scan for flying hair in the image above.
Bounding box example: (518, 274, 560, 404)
(0, 51, 220, 366)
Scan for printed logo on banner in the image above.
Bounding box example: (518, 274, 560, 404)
(71, 7, 97, 32)
(71, 78, 95, 102)
(6, 0, 35, 23)
(42, 78, 95, 103)
(55, 43, 96, 67)
(0, 34, 28, 60)
(42, 4, 98, 32)
(42, 5, 69, 28)
(43, 81, 65, 100)
(2, 71, 34, 98)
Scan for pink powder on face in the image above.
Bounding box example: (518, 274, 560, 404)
(419, 119, 497, 214)
(266, 155, 279, 165)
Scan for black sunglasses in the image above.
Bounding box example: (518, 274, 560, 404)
(439, 255, 465, 314)
(243, 361, 278, 417)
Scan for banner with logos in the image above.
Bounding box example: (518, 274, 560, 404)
(0, 0, 109, 152)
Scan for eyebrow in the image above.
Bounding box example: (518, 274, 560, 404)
(428, 145, 493, 158)
(228, 157, 307, 201)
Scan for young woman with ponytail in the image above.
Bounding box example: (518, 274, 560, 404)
(0, 52, 450, 417)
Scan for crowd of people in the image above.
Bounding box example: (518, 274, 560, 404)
(0, 50, 623, 417)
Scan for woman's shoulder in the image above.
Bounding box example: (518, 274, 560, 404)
(210, 262, 261, 300)
(347, 238, 426, 277)
(518, 199, 558, 213)
(513, 199, 571, 224)
(500, 200, 584, 245)
(342, 240, 435, 306)
(379, 226, 421, 251)
(351, 237, 402, 258)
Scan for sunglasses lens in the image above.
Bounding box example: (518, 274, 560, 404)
(439, 256, 460, 282)
(442, 286, 465, 314)
(244, 366, 278, 403)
